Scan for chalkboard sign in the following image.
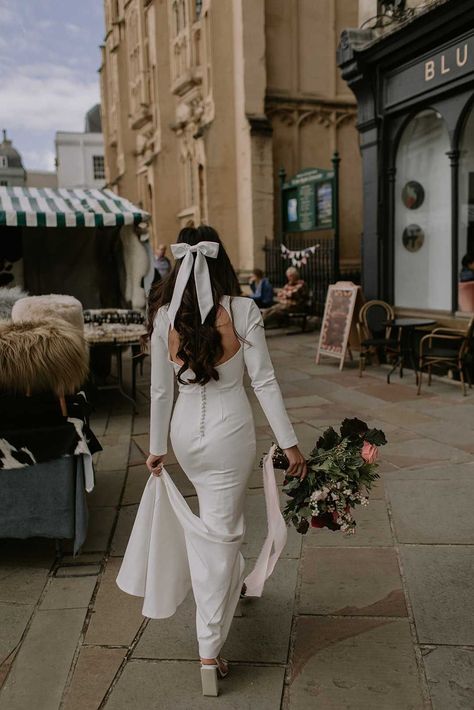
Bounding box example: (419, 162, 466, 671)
(316, 282, 364, 370)
(282, 168, 335, 233)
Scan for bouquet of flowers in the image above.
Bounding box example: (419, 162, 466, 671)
(265, 418, 387, 535)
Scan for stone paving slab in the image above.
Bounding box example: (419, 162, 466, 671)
(400, 545, 474, 645)
(55, 563, 102, 577)
(0, 562, 50, 605)
(84, 557, 144, 647)
(82, 506, 117, 553)
(298, 547, 407, 617)
(222, 559, 298, 663)
(422, 646, 474, 710)
(0, 602, 34, 666)
(404, 419, 474, 454)
(386, 467, 474, 543)
(88, 469, 127, 508)
(104, 659, 285, 710)
(39, 575, 97, 610)
(121, 464, 151, 505)
(132, 592, 198, 660)
(62, 646, 127, 710)
(0, 607, 87, 710)
(110, 504, 138, 556)
(286, 617, 425, 710)
(303, 499, 393, 548)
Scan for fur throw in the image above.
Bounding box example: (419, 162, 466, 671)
(0, 286, 29, 321)
(0, 319, 89, 396)
(12, 294, 84, 331)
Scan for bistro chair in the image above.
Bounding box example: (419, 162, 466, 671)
(417, 317, 474, 396)
(357, 300, 400, 378)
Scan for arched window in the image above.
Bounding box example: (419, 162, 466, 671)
(394, 109, 451, 310)
(458, 101, 474, 282)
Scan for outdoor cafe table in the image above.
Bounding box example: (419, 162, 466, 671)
(384, 318, 436, 384)
(84, 322, 147, 409)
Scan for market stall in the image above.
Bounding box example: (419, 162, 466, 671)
(0, 185, 154, 403)
(0, 186, 154, 309)
(0, 187, 153, 552)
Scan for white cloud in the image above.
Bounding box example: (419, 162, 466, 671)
(0, 64, 100, 133)
(0, 2, 16, 25)
(22, 148, 56, 171)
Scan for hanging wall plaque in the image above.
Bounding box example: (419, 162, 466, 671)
(402, 181, 425, 209)
(402, 224, 425, 252)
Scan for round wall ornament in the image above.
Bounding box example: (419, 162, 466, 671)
(402, 181, 425, 209)
(402, 224, 424, 252)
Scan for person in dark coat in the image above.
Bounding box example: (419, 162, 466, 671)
(248, 268, 274, 308)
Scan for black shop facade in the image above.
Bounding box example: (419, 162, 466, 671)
(338, 0, 474, 321)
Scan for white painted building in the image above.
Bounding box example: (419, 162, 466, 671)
(55, 105, 105, 189)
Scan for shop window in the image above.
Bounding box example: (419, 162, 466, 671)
(394, 109, 451, 310)
(93, 155, 105, 180)
(458, 103, 474, 286)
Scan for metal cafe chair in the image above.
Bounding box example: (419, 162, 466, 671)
(357, 300, 401, 378)
(417, 317, 474, 396)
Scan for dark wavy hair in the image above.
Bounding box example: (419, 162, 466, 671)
(147, 224, 242, 385)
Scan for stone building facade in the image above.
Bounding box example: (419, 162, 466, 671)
(100, 0, 361, 275)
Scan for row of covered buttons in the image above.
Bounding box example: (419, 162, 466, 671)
(199, 384, 207, 436)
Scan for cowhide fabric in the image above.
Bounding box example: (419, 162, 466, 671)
(0, 392, 101, 471)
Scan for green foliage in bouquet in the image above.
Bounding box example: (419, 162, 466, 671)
(270, 418, 387, 535)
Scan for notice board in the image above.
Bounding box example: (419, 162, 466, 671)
(316, 282, 364, 370)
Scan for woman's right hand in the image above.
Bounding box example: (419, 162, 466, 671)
(146, 454, 164, 476)
(283, 445, 307, 480)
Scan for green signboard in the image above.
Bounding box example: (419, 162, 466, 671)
(282, 167, 335, 233)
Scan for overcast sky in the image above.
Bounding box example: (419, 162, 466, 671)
(0, 0, 104, 171)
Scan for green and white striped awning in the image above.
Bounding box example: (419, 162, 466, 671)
(0, 186, 149, 228)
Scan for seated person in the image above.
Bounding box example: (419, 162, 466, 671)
(262, 267, 308, 327)
(248, 268, 274, 308)
(460, 253, 474, 282)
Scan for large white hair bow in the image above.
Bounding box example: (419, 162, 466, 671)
(168, 241, 220, 329)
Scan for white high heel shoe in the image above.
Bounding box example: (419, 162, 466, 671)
(200, 657, 229, 696)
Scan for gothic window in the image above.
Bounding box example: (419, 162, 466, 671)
(195, 0, 203, 20)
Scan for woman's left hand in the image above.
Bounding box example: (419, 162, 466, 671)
(146, 454, 164, 476)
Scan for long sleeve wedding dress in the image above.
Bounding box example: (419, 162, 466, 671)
(116, 295, 298, 659)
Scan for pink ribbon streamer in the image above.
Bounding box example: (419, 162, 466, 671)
(243, 444, 288, 596)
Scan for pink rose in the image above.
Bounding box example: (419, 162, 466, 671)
(361, 441, 378, 464)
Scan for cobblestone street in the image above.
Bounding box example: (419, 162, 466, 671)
(1, 332, 474, 709)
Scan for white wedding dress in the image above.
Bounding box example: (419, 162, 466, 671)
(116, 296, 298, 658)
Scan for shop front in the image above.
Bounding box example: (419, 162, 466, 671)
(338, 0, 474, 321)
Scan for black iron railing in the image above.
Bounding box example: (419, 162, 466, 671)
(264, 236, 360, 318)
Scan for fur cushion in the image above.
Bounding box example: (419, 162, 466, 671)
(0, 286, 29, 321)
(0, 319, 89, 396)
(12, 294, 84, 331)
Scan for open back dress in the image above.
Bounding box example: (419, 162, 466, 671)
(116, 296, 298, 659)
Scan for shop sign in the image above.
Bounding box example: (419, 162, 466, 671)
(385, 31, 474, 109)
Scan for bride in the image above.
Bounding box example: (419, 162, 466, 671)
(116, 223, 306, 696)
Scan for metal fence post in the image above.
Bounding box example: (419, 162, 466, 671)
(331, 151, 341, 282)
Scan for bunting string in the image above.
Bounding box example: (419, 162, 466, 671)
(280, 243, 320, 268)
